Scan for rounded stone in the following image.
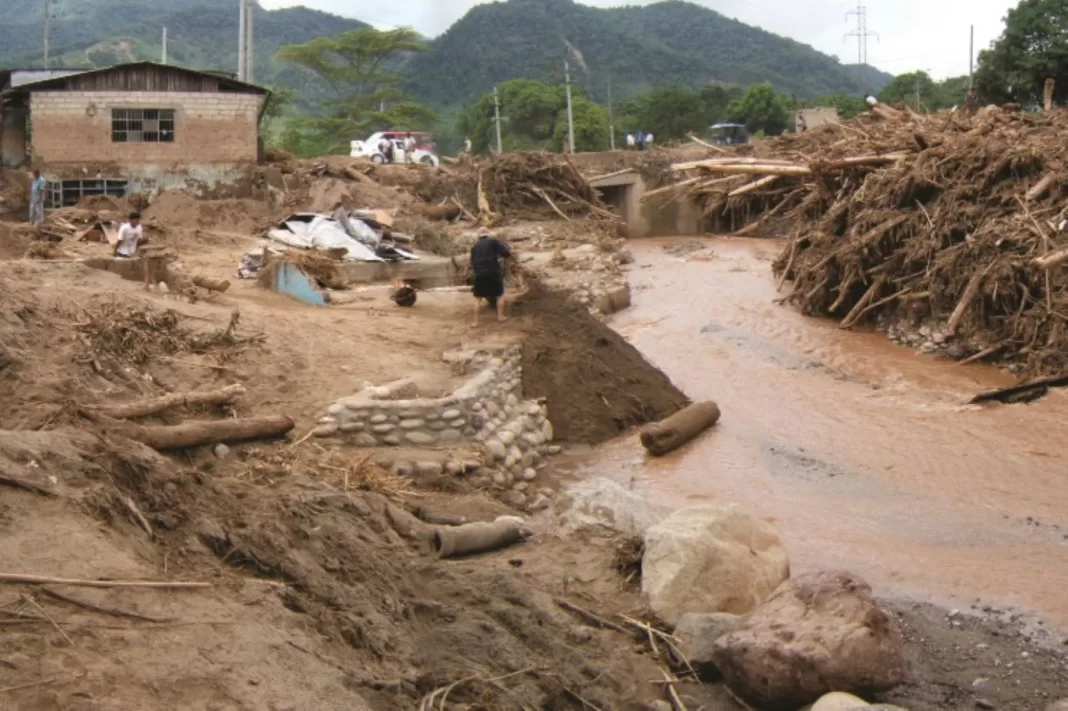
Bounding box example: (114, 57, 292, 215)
(427, 420, 449, 431)
(438, 429, 463, 444)
(399, 419, 425, 430)
(369, 414, 389, 424)
(542, 421, 554, 442)
(499, 430, 516, 446)
(522, 467, 537, 482)
(382, 435, 401, 446)
(405, 431, 437, 446)
(486, 439, 507, 461)
(371, 387, 391, 399)
(522, 432, 543, 447)
(392, 462, 414, 477)
(486, 401, 501, 417)
(507, 444, 522, 462)
(526, 403, 541, 416)
(504, 453, 518, 469)
(355, 433, 378, 447)
(449, 418, 467, 428)
(547, 445, 562, 455)
(340, 422, 365, 433)
(318, 416, 336, 425)
(462, 427, 477, 438)
(441, 409, 462, 420)
(444, 461, 462, 476)
(387, 415, 400, 423)
(371, 424, 394, 434)
(491, 471, 507, 487)
(472, 402, 484, 411)
(521, 452, 534, 469)
(415, 461, 443, 476)
(424, 412, 440, 421)
(213, 444, 231, 460)
(312, 424, 338, 438)
(504, 491, 527, 508)
(328, 404, 345, 416)
(513, 482, 528, 492)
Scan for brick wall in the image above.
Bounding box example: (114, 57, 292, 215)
(29, 91, 260, 166)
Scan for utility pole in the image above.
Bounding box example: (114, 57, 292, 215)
(492, 86, 504, 154)
(607, 79, 615, 151)
(844, 2, 878, 67)
(237, 0, 246, 81)
(564, 60, 575, 154)
(162, 27, 168, 64)
(968, 24, 975, 91)
(245, 0, 254, 83)
(43, 0, 51, 69)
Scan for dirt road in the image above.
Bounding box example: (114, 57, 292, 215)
(582, 237, 1068, 634)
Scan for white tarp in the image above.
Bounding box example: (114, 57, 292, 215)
(267, 214, 384, 262)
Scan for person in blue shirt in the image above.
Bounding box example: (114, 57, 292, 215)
(29, 170, 47, 224)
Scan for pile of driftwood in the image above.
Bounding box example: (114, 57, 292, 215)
(659, 105, 1068, 375)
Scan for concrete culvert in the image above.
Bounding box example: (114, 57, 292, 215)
(640, 401, 721, 456)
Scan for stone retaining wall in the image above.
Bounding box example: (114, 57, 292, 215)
(314, 346, 561, 486)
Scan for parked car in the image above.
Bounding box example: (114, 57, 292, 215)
(350, 131, 440, 166)
(709, 123, 751, 146)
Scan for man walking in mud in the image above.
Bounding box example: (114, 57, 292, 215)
(28, 169, 46, 224)
(470, 228, 511, 325)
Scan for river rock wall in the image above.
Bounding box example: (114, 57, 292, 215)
(314, 346, 560, 483)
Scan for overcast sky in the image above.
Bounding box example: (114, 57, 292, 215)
(259, 0, 1018, 79)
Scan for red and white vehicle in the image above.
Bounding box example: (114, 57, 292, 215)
(350, 131, 439, 166)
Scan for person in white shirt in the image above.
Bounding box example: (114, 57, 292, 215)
(404, 133, 416, 164)
(626, 133, 635, 150)
(114, 212, 145, 258)
(644, 132, 654, 148)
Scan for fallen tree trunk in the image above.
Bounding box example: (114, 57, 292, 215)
(432, 519, 527, 558)
(123, 415, 295, 450)
(192, 275, 232, 293)
(92, 384, 246, 419)
(1034, 247, 1068, 270)
(640, 401, 721, 456)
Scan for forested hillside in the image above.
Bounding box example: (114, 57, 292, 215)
(406, 0, 892, 108)
(0, 0, 365, 108)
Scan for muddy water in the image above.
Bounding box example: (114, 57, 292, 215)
(579, 237, 1068, 628)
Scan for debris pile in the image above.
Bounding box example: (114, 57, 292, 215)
(654, 106, 1068, 374)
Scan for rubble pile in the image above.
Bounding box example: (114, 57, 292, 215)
(654, 106, 1068, 375)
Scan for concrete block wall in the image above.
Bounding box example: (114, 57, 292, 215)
(29, 91, 260, 166)
(314, 346, 560, 487)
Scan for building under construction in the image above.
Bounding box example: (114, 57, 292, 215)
(0, 62, 267, 204)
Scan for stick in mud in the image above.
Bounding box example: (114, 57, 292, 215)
(0, 574, 210, 590)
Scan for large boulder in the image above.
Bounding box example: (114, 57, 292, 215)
(711, 571, 906, 710)
(641, 504, 789, 626)
(809, 692, 870, 710)
(673, 612, 743, 680)
(554, 477, 671, 537)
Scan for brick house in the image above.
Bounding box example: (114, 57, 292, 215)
(0, 62, 268, 202)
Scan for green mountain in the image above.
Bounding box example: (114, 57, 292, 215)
(0, 0, 892, 113)
(0, 0, 366, 109)
(405, 0, 893, 108)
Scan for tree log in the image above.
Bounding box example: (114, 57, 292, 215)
(1026, 173, 1058, 201)
(728, 175, 780, 197)
(640, 401, 721, 456)
(946, 271, 985, 335)
(123, 415, 295, 450)
(192, 275, 232, 293)
(92, 384, 246, 419)
(1034, 247, 1068, 270)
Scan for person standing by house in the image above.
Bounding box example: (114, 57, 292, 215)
(644, 131, 655, 149)
(625, 133, 635, 150)
(113, 212, 145, 258)
(470, 228, 511, 325)
(28, 169, 47, 225)
(464, 136, 473, 154)
(635, 130, 646, 152)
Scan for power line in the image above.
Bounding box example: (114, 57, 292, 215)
(844, 1, 879, 67)
(43, 0, 52, 69)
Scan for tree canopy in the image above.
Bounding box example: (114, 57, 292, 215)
(878, 71, 970, 111)
(459, 79, 609, 154)
(274, 28, 436, 155)
(975, 0, 1068, 105)
(617, 85, 742, 142)
(728, 82, 792, 136)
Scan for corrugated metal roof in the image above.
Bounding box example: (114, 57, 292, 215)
(1, 61, 267, 96)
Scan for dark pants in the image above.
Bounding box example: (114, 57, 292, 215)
(473, 271, 504, 308)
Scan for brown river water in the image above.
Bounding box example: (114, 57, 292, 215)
(576, 237, 1068, 629)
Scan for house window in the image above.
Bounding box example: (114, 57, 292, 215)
(111, 109, 176, 143)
